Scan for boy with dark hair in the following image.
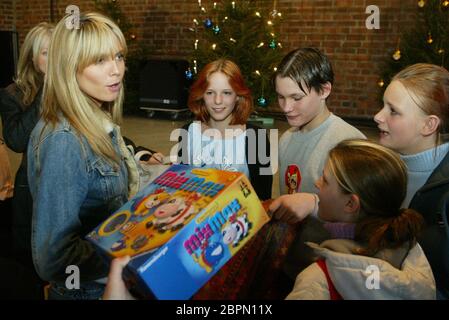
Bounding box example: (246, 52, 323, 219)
(275, 47, 366, 194)
(274, 48, 366, 288)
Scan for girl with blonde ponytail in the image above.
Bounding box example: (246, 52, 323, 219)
(27, 12, 139, 300)
(283, 140, 435, 300)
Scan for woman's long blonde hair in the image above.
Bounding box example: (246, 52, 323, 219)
(42, 12, 127, 164)
(15, 22, 54, 107)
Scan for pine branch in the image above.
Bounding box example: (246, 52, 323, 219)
(189, 0, 284, 109)
(382, 0, 449, 89)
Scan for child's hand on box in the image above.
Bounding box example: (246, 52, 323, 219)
(148, 152, 165, 165)
(268, 193, 318, 224)
(136, 150, 165, 165)
(103, 256, 135, 300)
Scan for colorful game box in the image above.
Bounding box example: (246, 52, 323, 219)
(86, 164, 270, 299)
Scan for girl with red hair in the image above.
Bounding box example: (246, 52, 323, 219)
(178, 59, 272, 200)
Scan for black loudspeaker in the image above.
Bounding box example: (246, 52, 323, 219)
(0, 31, 19, 88)
(139, 59, 190, 110)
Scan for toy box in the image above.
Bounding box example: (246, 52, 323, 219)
(86, 164, 270, 299)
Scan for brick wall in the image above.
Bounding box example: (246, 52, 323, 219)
(275, 0, 417, 117)
(0, 0, 14, 31)
(1, 0, 418, 118)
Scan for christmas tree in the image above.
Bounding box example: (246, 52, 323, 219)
(189, 0, 284, 110)
(380, 0, 449, 88)
(95, 0, 148, 114)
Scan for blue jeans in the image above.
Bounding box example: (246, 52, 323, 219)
(48, 281, 105, 300)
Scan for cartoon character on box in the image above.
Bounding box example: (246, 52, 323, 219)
(131, 188, 170, 217)
(193, 239, 225, 273)
(98, 211, 132, 239)
(222, 213, 251, 247)
(146, 193, 201, 233)
(121, 220, 139, 233)
(111, 237, 129, 252)
(131, 234, 151, 251)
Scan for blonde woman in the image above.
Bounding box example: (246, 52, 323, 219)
(0, 22, 53, 277)
(28, 12, 139, 300)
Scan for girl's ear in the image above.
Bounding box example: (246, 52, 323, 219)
(421, 115, 440, 137)
(344, 194, 360, 217)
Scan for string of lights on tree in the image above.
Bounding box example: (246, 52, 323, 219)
(378, 0, 448, 88)
(187, 0, 284, 108)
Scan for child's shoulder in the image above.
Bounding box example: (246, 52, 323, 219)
(325, 114, 366, 139)
(279, 127, 298, 142)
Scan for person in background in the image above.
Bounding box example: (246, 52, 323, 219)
(0, 139, 13, 212)
(0, 22, 53, 298)
(0, 138, 14, 256)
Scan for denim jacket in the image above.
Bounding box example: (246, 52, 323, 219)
(28, 117, 129, 285)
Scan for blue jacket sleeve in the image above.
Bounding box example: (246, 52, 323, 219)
(28, 130, 108, 282)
